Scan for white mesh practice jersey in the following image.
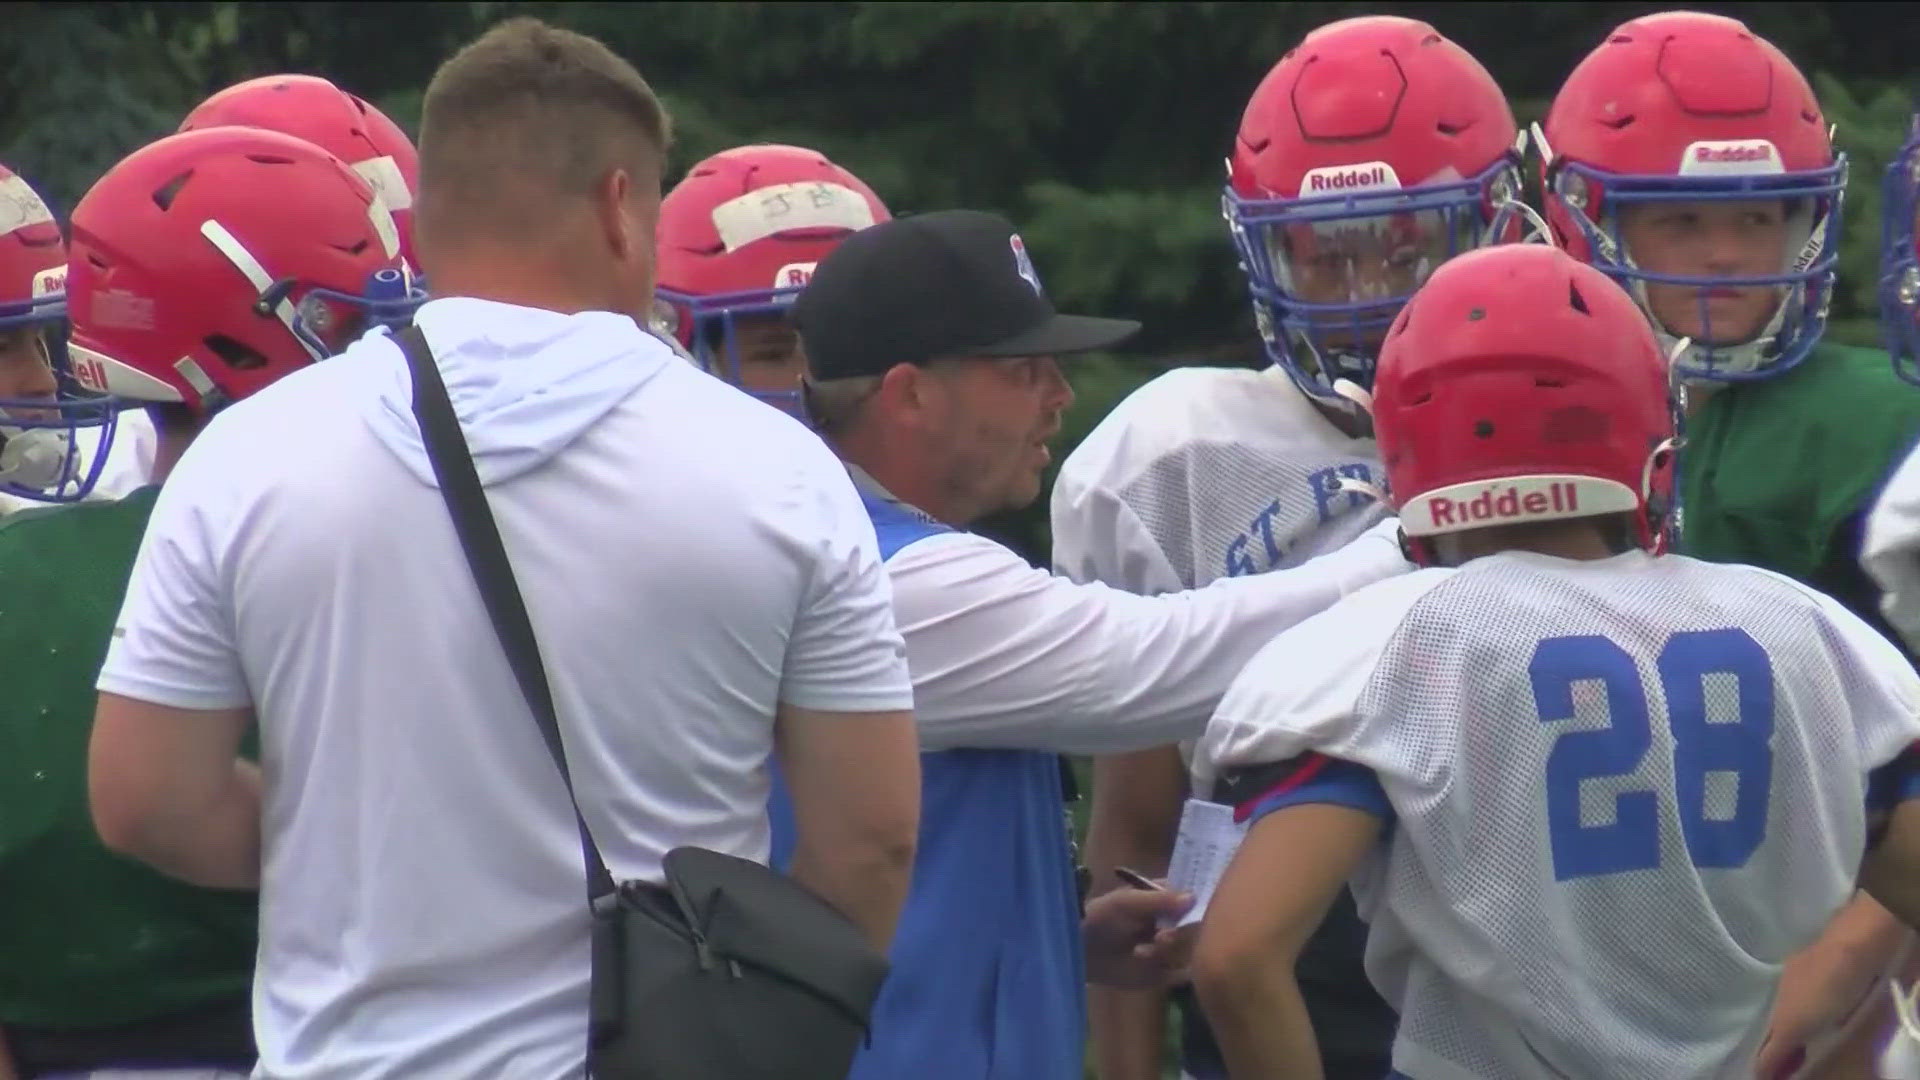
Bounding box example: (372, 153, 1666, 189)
(1051, 364, 1385, 596)
(1199, 550, 1920, 1080)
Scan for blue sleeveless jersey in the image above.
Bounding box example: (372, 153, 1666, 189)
(768, 488, 1086, 1079)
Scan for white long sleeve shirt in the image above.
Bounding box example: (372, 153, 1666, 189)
(874, 497, 1411, 755)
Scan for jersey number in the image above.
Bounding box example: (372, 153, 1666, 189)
(1528, 629, 1775, 882)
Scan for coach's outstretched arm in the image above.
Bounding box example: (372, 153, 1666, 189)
(890, 517, 1409, 755)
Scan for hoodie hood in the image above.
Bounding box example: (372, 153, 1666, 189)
(368, 297, 674, 487)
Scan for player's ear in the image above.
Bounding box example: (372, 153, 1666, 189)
(593, 166, 636, 261)
(880, 361, 944, 422)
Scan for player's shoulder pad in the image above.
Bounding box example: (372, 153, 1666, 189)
(1219, 566, 1457, 719)
(1059, 363, 1285, 485)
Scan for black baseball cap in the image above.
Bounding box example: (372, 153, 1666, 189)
(794, 209, 1141, 381)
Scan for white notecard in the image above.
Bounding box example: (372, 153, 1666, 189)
(1164, 797, 1250, 928)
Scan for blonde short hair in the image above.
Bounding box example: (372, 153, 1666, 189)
(416, 17, 670, 242)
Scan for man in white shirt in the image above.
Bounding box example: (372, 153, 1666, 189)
(777, 207, 1413, 1079)
(86, 18, 920, 1080)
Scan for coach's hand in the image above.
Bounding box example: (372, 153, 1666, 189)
(1083, 882, 1196, 990)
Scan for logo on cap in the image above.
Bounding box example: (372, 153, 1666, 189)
(1009, 234, 1043, 296)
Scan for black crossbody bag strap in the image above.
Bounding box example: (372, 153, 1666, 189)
(393, 323, 618, 907)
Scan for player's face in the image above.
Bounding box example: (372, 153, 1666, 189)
(0, 327, 57, 419)
(924, 354, 1074, 522)
(724, 313, 806, 397)
(1272, 208, 1454, 350)
(1617, 198, 1792, 346)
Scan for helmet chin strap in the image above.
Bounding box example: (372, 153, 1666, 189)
(199, 218, 325, 363)
(1328, 377, 1390, 503)
(1485, 197, 1555, 247)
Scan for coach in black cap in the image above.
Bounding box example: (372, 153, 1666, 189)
(794, 208, 1139, 526)
(768, 206, 1411, 1079)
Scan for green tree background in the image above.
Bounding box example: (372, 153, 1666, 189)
(4, 1, 1915, 564)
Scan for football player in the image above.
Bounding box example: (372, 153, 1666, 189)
(1539, 13, 1920, 1075)
(653, 143, 888, 415)
(1049, 16, 1524, 1079)
(1857, 100, 1920, 1080)
(0, 162, 143, 516)
(0, 125, 410, 1078)
(1191, 242, 1920, 1080)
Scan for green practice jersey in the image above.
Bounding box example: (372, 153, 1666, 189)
(0, 487, 256, 1028)
(1680, 341, 1920, 632)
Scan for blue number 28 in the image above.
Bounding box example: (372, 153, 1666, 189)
(1528, 629, 1774, 882)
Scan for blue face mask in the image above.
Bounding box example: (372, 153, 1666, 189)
(1225, 153, 1525, 403)
(0, 286, 119, 504)
(1549, 152, 1846, 384)
(1884, 115, 1920, 387)
(652, 284, 807, 417)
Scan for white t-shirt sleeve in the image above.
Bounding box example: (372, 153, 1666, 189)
(888, 520, 1412, 755)
(96, 436, 249, 710)
(1864, 443, 1920, 654)
(1195, 569, 1453, 796)
(778, 460, 913, 714)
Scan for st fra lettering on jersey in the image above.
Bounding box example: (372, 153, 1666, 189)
(1223, 463, 1381, 578)
(1427, 480, 1578, 528)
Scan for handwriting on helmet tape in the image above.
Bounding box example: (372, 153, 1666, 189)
(0, 175, 54, 234)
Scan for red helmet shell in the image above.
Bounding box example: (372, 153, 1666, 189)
(1230, 15, 1517, 200)
(1373, 244, 1676, 550)
(67, 126, 405, 412)
(655, 143, 889, 344)
(182, 74, 419, 270)
(1541, 10, 1832, 259)
(0, 163, 67, 323)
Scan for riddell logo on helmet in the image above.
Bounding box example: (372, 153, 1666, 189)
(1301, 161, 1402, 195)
(31, 264, 64, 299)
(1427, 481, 1580, 528)
(773, 262, 818, 289)
(70, 352, 109, 394)
(1678, 140, 1783, 178)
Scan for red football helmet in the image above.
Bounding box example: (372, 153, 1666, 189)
(654, 144, 889, 413)
(67, 126, 411, 413)
(0, 162, 66, 328)
(1226, 15, 1524, 401)
(0, 162, 119, 502)
(181, 74, 420, 272)
(1370, 244, 1678, 564)
(1540, 11, 1843, 383)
